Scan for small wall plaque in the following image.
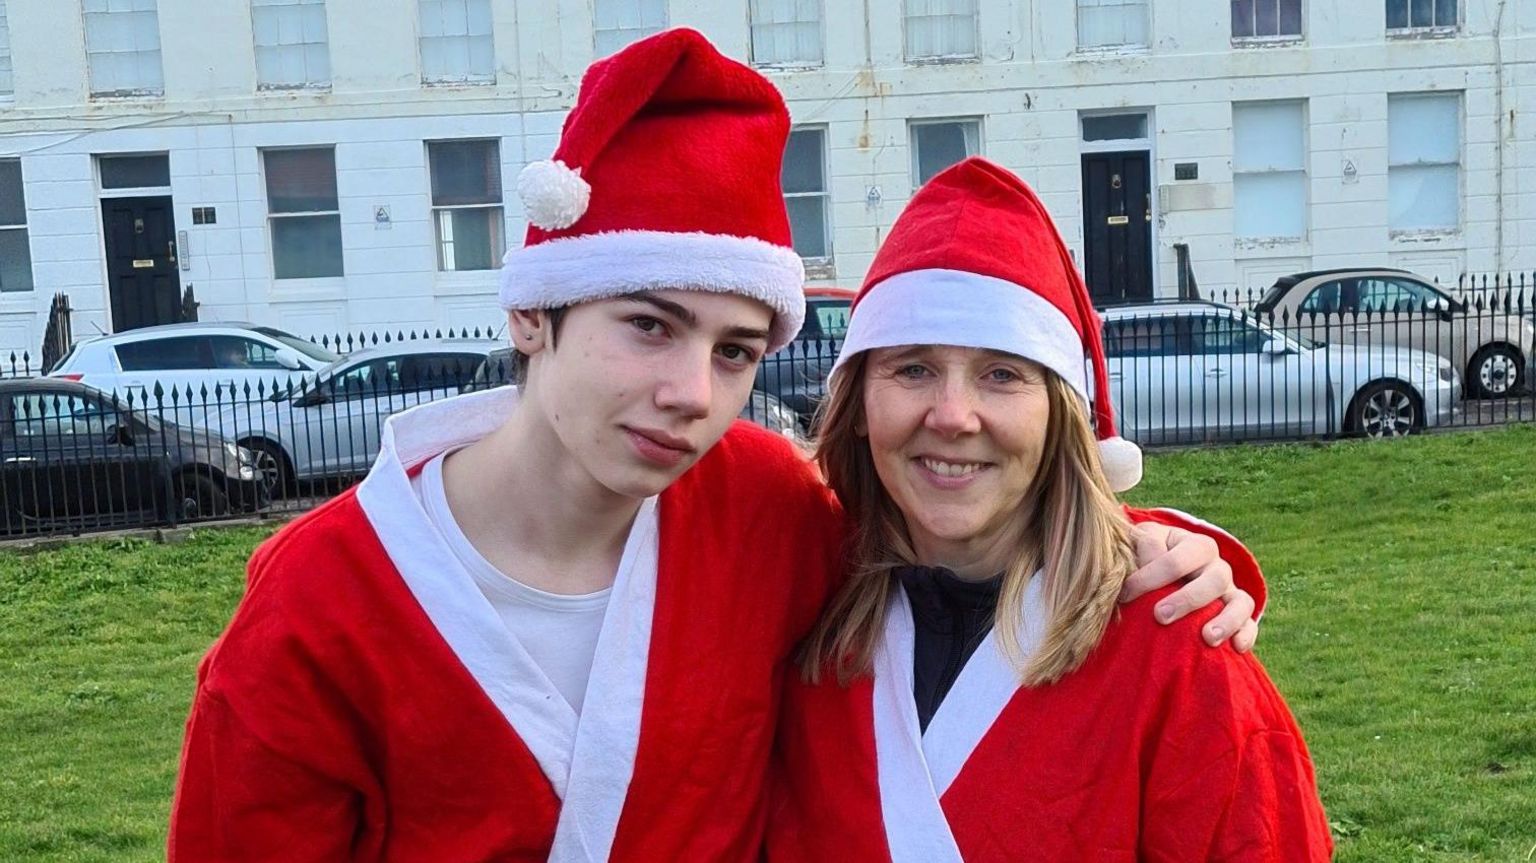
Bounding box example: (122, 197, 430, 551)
(1174, 162, 1199, 181)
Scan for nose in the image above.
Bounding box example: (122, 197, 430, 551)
(925, 376, 981, 437)
(654, 348, 712, 420)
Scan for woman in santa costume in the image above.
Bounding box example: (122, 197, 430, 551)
(768, 158, 1332, 862)
(170, 30, 1268, 863)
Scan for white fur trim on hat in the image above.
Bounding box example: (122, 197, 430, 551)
(517, 160, 592, 230)
(499, 230, 807, 351)
(831, 269, 1089, 397)
(1098, 435, 1142, 492)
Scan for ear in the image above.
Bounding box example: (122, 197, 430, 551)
(507, 308, 552, 355)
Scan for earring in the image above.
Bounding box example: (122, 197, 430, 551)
(524, 333, 534, 340)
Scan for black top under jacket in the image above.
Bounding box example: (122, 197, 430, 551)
(895, 565, 1003, 733)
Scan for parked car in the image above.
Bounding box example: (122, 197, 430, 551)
(464, 347, 802, 438)
(1254, 268, 1535, 398)
(1101, 301, 1459, 443)
(755, 286, 855, 426)
(214, 339, 500, 493)
(0, 379, 266, 534)
(48, 321, 340, 403)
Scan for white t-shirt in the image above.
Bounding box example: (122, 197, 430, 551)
(412, 451, 612, 715)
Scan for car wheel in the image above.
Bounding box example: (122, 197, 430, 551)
(1350, 382, 1421, 439)
(1467, 344, 1524, 399)
(176, 473, 230, 522)
(243, 439, 295, 499)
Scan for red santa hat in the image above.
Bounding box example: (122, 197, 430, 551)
(832, 157, 1143, 492)
(499, 28, 806, 351)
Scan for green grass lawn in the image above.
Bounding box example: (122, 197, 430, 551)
(1, 427, 1533, 861)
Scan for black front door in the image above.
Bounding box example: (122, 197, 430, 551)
(1081, 151, 1152, 304)
(103, 196, 182, 332)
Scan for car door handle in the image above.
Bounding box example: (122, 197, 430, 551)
(1350, 326, 1371, 333)
(3, 456, 37, 464)
(1108, 372, 1123, 381)
(1205, 368, 1228, 378)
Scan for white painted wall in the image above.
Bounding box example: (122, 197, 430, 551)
(0, 0, 1530, 360)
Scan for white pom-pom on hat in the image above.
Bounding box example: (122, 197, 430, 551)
(517, 159, 591, 230)
(1098, 435, 1143, 493)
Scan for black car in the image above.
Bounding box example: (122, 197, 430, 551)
(754, 287, 854, 427)
(0, 379, 267, 535)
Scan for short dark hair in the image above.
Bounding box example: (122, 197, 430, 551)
(510, 306, 569, 385)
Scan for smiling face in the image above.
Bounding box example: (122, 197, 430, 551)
(518, 290, 773, 500)
(860, 344, 1051, 575)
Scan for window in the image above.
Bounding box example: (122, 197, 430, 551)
(1231, 0, 1302, 39)
(0, 160, 32, 293)
(1388, 92, 1460, 232)
(99, 154, 170, 189)
(209, 336, 286, 370)
(1192, 315, 1270, 354)
(1387, 0, 1456, 31)
(329, 358, 401, 398)
(1232, 101, 1306, 240)
(782, 128, 831, 260)
(805, 298, 850, 339)
(419, 0, 493, 84)
(264, 148, 344, 279)
(252, 0, 331, 89)
(1077, 0, 1149, 49)
(428, 140, 505, 272)
(9, 393, 117, 438)
(910, 119, 980, 188)
(1104, 317, 1179, 358)
(904, 0, 977, 60)
(116, 337, 212, 371)
(83, 0, 164, 96)
(750, 0, 822, 66)
(0, 0, 14, 97)
(594, 0, 667, 57)
(1082, 113, 1147, 142)
(1300, 282, 1341, 314)
(400, 353, 483, 392)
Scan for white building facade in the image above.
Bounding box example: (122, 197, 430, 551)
(0, 0, 1533, 360)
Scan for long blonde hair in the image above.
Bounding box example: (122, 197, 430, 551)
(799, 351, 1136, 687)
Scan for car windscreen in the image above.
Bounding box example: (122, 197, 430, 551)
(253, 327, 341, 364)
(1254, 281, 1292, 313)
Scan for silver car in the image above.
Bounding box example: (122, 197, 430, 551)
(1102, 302, 1459, 444)
(212, 339, 500, 492)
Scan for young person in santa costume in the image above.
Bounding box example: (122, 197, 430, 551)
(169, 31, 1270, 863)
(767, 157, 1332, 862)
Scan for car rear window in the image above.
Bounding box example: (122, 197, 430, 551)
(116, 337, 211, 371)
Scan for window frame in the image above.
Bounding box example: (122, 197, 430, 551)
(1386, 0, 1459, 35)
(902, 0, 979, 62)
(909, 117, 983, 189)
(82, 0, 165, 98)
(1386, 91, 1462, 235)
(1075, 0, 1151, 51)
(418, 0, 495, 85)
(1231, 100, 1308, 243)
(782, 126, 834, 265)
(592, 0, 668, 57)
(1230, 0, 1304, 44)
(749, 0, 825, 68)
(251, 0, 332, 91)
(0, 157, 33, 294)
(427, 139, 507, 273)
(262, 146, 345, 280)
(0, 0, 14, 98)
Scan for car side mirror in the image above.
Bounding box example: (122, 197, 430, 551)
(274, 347, 304, 371)
(1260, 339, 1291, 357)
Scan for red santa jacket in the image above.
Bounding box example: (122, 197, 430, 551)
(767, 569, 1330, 862)
(168, 389, 847, 862)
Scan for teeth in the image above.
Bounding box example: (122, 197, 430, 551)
(921, 458, 985, 478)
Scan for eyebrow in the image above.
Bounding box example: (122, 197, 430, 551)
(620, 293, 771, 343)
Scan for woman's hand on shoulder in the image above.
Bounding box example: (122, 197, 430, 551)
(1119, 522, 1260, 654)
